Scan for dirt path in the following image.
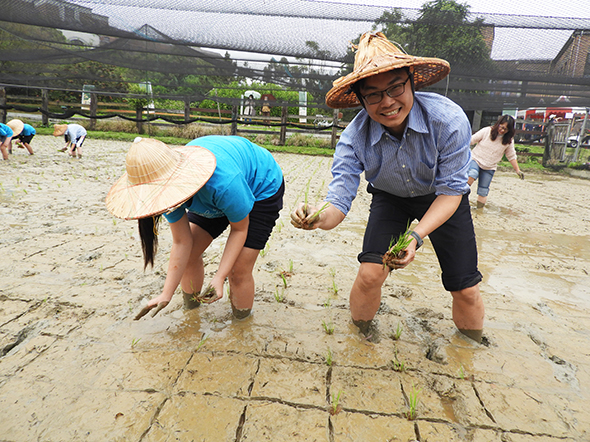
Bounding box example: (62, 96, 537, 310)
(1, 135, 589, 441)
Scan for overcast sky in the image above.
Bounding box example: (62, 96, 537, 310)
(328, 0, 590, 19)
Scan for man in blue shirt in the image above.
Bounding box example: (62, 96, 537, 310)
(291, 32, 484, 343)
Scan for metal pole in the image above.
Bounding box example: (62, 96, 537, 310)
(573, 108, 589, 162)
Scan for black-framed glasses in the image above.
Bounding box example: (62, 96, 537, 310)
(361, 76, 411, 105)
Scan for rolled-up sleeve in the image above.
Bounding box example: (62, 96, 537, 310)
(326, 129, 365, 215)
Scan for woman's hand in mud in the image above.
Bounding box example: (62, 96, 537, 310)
(290, 203, 321, 230)
(197, 281, 223, 304)
(134, 293, 172, 320)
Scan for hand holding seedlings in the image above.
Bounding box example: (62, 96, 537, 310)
(290, 202, 330, 230)
(382, 229, 417, 270)
(194, 284, 221, 304)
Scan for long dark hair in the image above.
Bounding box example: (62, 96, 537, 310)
(138, 215, 161, 269)
(490, 115, 515, 145)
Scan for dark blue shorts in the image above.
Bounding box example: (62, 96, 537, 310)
(18, 134, 35, 144)
(359, 185, 482, 292)
(187, 180, 284, 250)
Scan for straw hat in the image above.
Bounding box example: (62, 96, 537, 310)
(7, 119, 24, 137)
(53, 124, 68, 136)
(326, 32, 450, 109)
(105, 138, 216, 220)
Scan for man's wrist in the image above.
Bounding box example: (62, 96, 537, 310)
(410, 231, 423, 249)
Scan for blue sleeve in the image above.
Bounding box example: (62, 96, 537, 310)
(162, 201, 190, 223)
(434, 112, 472, 196)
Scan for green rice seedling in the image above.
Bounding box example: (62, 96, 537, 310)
(288, 259, 294, 274)
(325, 347, 333, 366)
(392, 322, 403, 340)
(305, 202, 330, 224)
(458, 364, 465, 379)
(322, 319, 335, 335)
(406, 383, 422, 420)
(274, 287, 285, 303)
(329, 267, 336, 278)
(131, 338, 141, 348)
(196, 333, 209, 352)
(259, 244, 269, 257)
(279, 272, 288, 288)
(330, 279, 339, 295)
(330, 390, 343, 415)
(323, 297, 331, 308)
(382, 224, 413, 270)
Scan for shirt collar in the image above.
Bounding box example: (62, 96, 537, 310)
(366, 94, 429, 145)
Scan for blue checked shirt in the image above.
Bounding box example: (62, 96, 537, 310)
(326, 92, 472, 215)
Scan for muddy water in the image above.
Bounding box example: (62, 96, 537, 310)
(1, 136, 589, 441)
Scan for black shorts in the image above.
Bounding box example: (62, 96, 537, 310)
(18, 134, 35, 144)
(359, 185, 482, 292)
(187, 180, 284, 250)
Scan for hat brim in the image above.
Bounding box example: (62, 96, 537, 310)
(7, 119, 24, 137)
(105, 145, 216, 220)
(326, 55, 450, 109)
(53, 126, 67, 136)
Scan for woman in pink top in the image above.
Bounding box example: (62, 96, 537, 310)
(468, 115, 524, 209)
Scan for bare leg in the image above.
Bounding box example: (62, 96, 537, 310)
(228, 247, 260, 318)
(467, 176, 475, 186)
(476, 196, 487, 208)
(350, 262, 389, 321)
(451, 284, 485, 342)
(0, 141, 9, 160)
(23, 142, 34, 155)
(180, 223, 213, 296)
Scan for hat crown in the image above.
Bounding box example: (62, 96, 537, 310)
(354, 32, 406, 70)
(125, 138, 181, 185)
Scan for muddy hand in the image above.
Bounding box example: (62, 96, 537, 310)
(290, 203, 319, 230)
(134, 301, 169, 320)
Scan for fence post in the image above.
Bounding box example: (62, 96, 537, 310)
(231, 104, 238, 136)
(89, 92, 97, 130)
(279, 104, 287, 146)
(0, 87, 6, 124)
(136, 108, 144, 134)
(41, 89, 49, 126)
(331, 109, 340, 149)
(184, 97, 191, 123)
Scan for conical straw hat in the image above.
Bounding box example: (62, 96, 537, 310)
(53, 124, 68, 136)
(7, 119, 24, 136)
(326, 32, 450, 109)
(105, 138, 216, 220)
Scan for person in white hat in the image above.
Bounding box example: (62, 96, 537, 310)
(291, 32, 484, 343)
(106, 135, 284, 320)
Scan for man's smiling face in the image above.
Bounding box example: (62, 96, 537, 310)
(359, 69, 414, 138)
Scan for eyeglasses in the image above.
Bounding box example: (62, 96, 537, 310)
(361, 76, 411, 105)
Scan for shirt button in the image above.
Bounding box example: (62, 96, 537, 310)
(406, 179, 410, 182)
(402, 164, 406, 168)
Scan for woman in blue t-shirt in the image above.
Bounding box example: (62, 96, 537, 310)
(106, 136, 284, 320)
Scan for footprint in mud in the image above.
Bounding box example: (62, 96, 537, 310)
(547, 354, 579, 390)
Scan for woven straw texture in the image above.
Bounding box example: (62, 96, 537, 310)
(7, 119, 24, 137)
(326, 32, 450, 109)
(53, 124, 68, 136)
(105, 138, 216, 220)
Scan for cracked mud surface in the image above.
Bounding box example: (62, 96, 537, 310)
(1, 136, 589, 441)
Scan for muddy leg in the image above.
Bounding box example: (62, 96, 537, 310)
(451, 285, 484, 343)
(182, 291, 202, 310)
